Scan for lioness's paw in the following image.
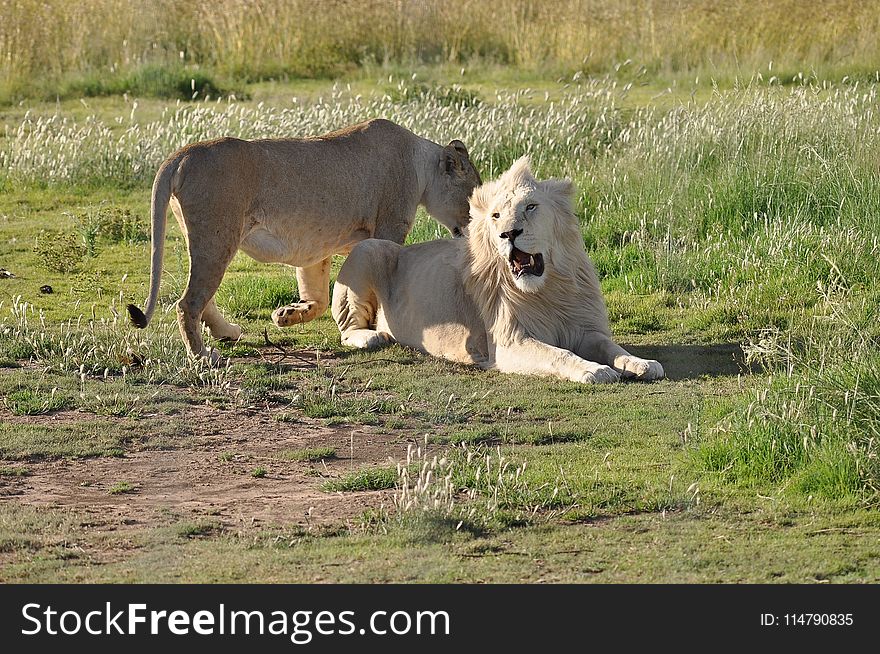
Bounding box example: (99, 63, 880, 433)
(210, 322, 242, 341)
(342, 330, 390, 350)
(272, 302, 325, 327)
(581, 365, 620, 384)
(616, 356, 664, 381)
(196, 347, 222, 366)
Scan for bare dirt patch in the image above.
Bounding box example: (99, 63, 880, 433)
(0, 404, 417, 533)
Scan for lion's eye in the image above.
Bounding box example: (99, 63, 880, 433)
(491, 212, 500, 220)
(525, 204, 537, 212)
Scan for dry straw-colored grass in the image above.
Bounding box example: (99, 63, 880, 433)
(2, 0, 879, 95)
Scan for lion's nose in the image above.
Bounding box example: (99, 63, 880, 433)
(499, 228, 522, 241)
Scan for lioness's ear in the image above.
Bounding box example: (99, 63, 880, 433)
(539, 178, 575, 199)
(449, 140, 469, 158)
(442, 148, 462, 174)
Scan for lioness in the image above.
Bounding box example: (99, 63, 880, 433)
(127, 118, 481, 359)
(332, 157, 664, 383)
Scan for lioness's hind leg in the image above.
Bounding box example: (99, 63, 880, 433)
(177, 225, 238, 361)
(202, 298, 242, 341)
(273, 257, 331, 327)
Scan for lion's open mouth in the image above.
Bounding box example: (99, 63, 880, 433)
(509, 247, 544, 278)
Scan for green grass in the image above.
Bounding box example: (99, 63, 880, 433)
(323, 467, 398, 493)
(216, 274, 297, 320)
(695, 350, 880, 504)
(107, 481, 134, 495)
(174, 521, 220, 539)
(4, 1, 880, 105)
(0, 420, 127, 460)
(0, 466, 31, 477)
(2, 503, 878, 583)
(277, 447, 337, 463)
(58, 64, 244, 102)
(1, 63, 879, 581)
(0, 369, 200, 421)
(4, 388, 68, 415)
(299, 396, 390, 425)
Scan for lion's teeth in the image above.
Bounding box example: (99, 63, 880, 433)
(528, 255, 535, 267)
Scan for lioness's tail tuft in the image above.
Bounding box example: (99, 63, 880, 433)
(127, 304, 148, 329)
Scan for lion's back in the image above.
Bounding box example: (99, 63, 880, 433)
(369, 239, 488, 364)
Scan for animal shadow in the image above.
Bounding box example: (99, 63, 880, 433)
(622, 343, 748, 381)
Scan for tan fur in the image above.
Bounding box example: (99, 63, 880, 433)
(127, 118, 481, 359)
(332, 157, 664, 383)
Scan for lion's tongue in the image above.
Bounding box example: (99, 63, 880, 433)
(511, 248, 533, 272)
(510, 248, 545, 276)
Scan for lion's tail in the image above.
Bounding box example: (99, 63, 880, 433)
(127, 153, 181, 329)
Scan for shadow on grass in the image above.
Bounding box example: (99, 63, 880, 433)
(295, 337, 746, 382)
(334, 341, 747, 381)
(624, 343, 747, 381)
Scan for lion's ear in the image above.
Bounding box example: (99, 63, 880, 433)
(539, 178, 574, 199)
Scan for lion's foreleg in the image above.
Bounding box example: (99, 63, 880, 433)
(331, 283, 390, 351)
(272, 257, 331, 327)
(331, 244, 393, 350)
(494, 338, 620, 383)
(577, 331, 664, 381)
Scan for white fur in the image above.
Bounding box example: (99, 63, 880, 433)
(332, 157, 664, 384)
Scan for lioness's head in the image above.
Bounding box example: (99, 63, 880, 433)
(468, 156, 578, 294)
(424, 140, 482, 236)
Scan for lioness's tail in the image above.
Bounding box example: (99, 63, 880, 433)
(127, 153, 182, 329)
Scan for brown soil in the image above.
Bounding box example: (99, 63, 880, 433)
(0, 343, 745, 541)
(0, 404, 418, 533)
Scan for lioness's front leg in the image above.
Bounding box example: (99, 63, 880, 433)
(273, 257, 332, 327)
(494, 337, 620, 383)
(577, 331, 664, 381)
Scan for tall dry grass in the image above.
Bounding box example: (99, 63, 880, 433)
(2, 0, 880, 99)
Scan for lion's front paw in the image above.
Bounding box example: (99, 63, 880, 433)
(342, 329, 390, 350)
(581, 364, 620, 384)
(615, 356, 664, 381)
(272, 301, 325, 327)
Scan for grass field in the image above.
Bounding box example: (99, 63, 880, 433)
(4, 0, 880, 104)
(1, 2, 879, 583)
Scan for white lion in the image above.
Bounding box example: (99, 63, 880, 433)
(332, 157, 664, 383)
(126, 119, 480, 359)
